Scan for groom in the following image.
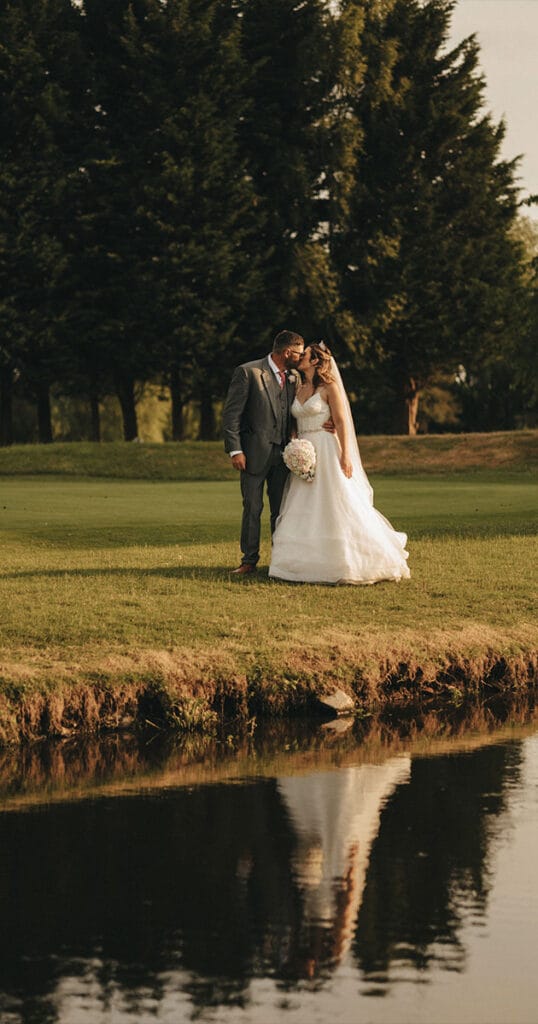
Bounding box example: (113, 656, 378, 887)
(223, 330, 305, 575)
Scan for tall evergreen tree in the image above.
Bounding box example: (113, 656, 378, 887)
(333, 0, 527, 433)
(455, 216, 538, 431)
(238, 0, 343, 343)
(136, 0, 261, 439)
(0, 0, 82, 443)
(65, 0, 172, 441)
(66, 0, 261, 440)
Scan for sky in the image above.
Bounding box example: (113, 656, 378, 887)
(448, 0, 538, 218)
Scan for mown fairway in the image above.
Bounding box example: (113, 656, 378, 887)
(0, 473, 536, 679)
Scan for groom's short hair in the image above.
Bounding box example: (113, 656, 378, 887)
(273, 330, 304, 353)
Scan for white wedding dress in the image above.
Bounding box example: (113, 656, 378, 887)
(269, 392, 410, 584)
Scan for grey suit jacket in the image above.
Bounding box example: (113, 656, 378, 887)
(223, 357, 298, 475)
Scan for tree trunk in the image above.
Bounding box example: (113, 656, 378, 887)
(0, 365, 13, 446)
(36, 383, 53, 444)
(198, 390, 216, 441)
(89, 390, 101, 443)
(394, 377, 420, 435)
(114, 372, 138, 441)
(406, 379, 420, 435)
(169, 369, 184, 441)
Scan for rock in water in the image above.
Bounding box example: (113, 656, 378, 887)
(316, 689, 355, 717)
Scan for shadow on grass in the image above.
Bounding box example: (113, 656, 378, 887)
(6, 517, 537, 551)
(4, 526, 239, 549)
(0, 566, 418, 589)
(0, 565, 276, 584)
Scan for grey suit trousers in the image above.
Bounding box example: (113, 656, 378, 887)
(240, 447, 289, 566)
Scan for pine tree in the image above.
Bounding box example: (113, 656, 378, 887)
(65, 0, 171, 441)
(0, 0, 81, 443)
(237, 0, 341, 342)
(136, 0, 262, 439)
(66, 0, 261, 441)
(456, 216, 538, 431)
(333, 0, 528, 433)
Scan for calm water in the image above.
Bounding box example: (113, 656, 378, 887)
(1, 714, 538, 1024)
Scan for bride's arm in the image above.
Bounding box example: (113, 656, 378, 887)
(326, 382, 353, 478)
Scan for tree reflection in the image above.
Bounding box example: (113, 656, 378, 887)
(0, 738, 523, 1021)
(354, 743, 522, 981)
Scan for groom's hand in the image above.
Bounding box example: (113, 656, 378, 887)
(322, 418, 336, 434)
(231, 453, 247, 471)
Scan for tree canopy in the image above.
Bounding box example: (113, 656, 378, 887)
(0, 0, 534, 443)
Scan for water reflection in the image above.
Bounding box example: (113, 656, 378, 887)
(0, 711, 535, 1023)
(354, 743, 522, 984)
(277, 759, 410, 981)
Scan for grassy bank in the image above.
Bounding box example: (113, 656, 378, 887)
(0, 449, 536, 742)
(0, 428, 536, 479)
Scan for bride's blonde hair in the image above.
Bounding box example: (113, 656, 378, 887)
(310, 342, 334, 388)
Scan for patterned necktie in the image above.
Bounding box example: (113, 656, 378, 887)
(278, 370, 286, 389)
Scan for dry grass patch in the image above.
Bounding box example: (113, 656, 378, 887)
(359, 429, 538, 474)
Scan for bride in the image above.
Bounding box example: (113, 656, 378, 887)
(269, 342, 410, 585)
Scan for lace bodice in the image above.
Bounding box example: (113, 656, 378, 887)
(291, 392, 330, 434)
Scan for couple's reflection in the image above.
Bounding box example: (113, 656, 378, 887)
(276, 758, 411, 981)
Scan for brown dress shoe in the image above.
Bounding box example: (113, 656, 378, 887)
(231, 564, 257, 575)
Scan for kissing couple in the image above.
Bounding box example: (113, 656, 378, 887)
(222, 330, 410, 585)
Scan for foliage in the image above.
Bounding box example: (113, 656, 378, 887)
(333, 0, 529, 434)
(0, 0, 83, 441)
(0, 0, 534, 442)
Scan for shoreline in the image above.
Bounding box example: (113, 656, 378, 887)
(1, 633, 536, 746)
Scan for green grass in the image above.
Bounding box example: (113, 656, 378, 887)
(0, 428, 536, 480)
(0, 474, 536, 667)
(0, 434, 535, 745)
(0, 441, 237, 481)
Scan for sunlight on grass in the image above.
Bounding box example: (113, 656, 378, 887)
(0, 477, 536, 666)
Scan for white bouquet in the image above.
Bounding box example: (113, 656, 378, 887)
(283, 438, 316, 481)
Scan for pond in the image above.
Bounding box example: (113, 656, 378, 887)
(1, 706, 537, 1024)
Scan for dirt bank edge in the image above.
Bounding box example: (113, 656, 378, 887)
(1, 631, 536, 746)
